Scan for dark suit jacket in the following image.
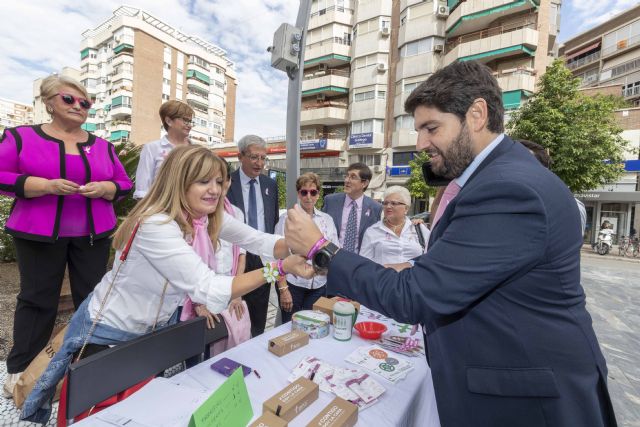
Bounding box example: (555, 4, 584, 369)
(326, 136, 616, 427)
(227, 169, 279, 234)
(322, 192, 382, 252)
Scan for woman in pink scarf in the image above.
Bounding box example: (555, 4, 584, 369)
(180, 161, 251, 354)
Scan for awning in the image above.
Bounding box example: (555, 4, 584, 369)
(566, 41, 601, 60)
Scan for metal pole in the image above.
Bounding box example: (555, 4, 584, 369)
(285, 0, 311, 208)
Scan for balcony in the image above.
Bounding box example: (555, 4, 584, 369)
(446, 0, 538, 38)
(622, 84, 640, 99)
(110, 120, 131, 132)
(396, 54, 439, 80)
(495, 68, 536, 92)
(113, 43, 134, 55)
(110, 104, 132, 119)
(302, 70, 350, 97)
(109, 130, 130, 143)
(392, 129, 417, 149)
(186, 91, 209, 105)
(347, 132, 384, 150)
(309, 6, 353, 30)
(445, 23, 538, 65)
(566, 50, 601, 71)
(602, 34, 640, 59)
(304, 37, 351, 65)
(502, 89, 531, 110)
(349, 99, 387, 121)
(300, 102, 348, 126)
(186, 69, 210, 85)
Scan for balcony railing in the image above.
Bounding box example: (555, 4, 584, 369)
(303, 69, 350, 80)
(310, 5, 353, 18)
(446, 19, 537, 51)
(602, 34, 640, 57)
(567, 51, 601, 70)
(580, 74, 599, 86)
(302, 100, 348, 110)
(623, 84, 640, 98)
(307, 37, 351, 50)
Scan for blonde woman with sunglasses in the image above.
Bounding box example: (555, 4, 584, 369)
(0, 75, 132, 398)
(274, 172, 339, 322)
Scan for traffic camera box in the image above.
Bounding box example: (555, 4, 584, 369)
(249, 411, 289, 427)
(268, 330, 309, 357)
(263, 377, 319, 422)
(305, 397, 358, 427)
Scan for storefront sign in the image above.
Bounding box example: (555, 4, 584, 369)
(348, 132, 373, 147)
(300, 138, 327, 151)
(576, 192, 640, 202)
(389, 166, 411, 176)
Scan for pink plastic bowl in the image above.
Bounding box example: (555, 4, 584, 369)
(354, 321, 387, 340)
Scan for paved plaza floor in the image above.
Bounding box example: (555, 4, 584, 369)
(0, 255, 638, 426)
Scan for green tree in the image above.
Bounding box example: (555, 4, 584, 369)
(407, 152, 437, 209)
(507, 59, 631, 193)
(112, 141, 142, 221)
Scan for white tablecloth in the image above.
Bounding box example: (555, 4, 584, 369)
(77, 308, 441, 427)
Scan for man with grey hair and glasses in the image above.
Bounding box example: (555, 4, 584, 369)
(227, 135, 280, 336)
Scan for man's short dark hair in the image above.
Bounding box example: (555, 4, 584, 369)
(404, 60, 504, 134)
(517, 139, 551, 169)
(347, 162, 372, 189)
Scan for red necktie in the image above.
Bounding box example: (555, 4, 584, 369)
(432, 181, 461, 228)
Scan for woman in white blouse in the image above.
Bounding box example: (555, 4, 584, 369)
(22, 145, 312, 423)
(275, 173, 339, 323)
(133, 100, 193, 199)
(359, 186, 430, 265)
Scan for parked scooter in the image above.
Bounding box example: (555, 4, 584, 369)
(595, 228, 615, 255)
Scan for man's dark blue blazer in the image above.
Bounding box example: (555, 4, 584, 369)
(322, 192, 382, 253)
(327, 136, 616, 426)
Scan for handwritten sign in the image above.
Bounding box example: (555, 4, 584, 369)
(189, 367, 252, 427)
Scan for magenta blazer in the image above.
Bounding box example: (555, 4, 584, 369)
(0, 125, 132, 242)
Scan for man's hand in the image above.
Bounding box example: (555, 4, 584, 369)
(285, 204, 323, 256)
(194, 304, 220, 329)
(282, 254, 315, 279)
(383, 262, 412, 272)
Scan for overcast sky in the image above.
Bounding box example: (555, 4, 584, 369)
(0, 0, 637, 139)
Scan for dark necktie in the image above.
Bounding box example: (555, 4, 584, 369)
(248, 178, 258, 229)
(343, 201, 358, 252)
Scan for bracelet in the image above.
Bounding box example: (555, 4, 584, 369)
(277, 259, 286, 277)
(307, 237, 328, 260)
(262, 262, 280, 284)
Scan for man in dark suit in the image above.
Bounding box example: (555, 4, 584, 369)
(322, 163, 382, 253)
(285, 61, 616, 426)
(227, 135, 279, 337)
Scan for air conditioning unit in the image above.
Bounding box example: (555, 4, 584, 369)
(318, 63, 328, 72)
(434, 44, 444, 53)
(373, 165, 383, 173)
(377, 63, 387, 72)
(436, 5, 449, 18)
(380, 27, 390, 37)
(316, 93, 327, 101)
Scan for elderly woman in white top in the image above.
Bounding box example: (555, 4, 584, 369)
(359, 186, 430, 265)
(133, 100, 193, 199)
(275, 173, 339, 323)
(22, 145, 312, 424)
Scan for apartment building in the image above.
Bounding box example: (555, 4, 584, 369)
(0, 98, 34, 131)
(299, 0, 560, 199)
(560, 3, 640, 242)
(79, 6, 237, 146)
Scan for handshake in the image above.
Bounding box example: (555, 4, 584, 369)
(278, 205, 333, 279)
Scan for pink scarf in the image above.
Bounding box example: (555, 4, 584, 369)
(180, 198, 251, 351)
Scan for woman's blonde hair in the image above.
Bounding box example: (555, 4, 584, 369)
(40, 75, 90, 102)
(112, 145, 227, 250)
(159, 100, 194, 131)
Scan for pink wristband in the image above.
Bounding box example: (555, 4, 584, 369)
(277, 259, 286, 277)
(307, 237, 328, 260)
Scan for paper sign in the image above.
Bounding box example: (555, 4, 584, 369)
(189, 367, 253, 427)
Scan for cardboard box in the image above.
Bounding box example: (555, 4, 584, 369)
(306, 397, 358, 427)
(268, 330, 309, 357)
(249, 411, 289, 427)
(263, 377, 319, 422)
(312, 297, 361, 324)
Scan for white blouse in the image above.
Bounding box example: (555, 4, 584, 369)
(275, 208, 339, 289)
(359, 217, 430, 265)
(88, 212, 279, 333)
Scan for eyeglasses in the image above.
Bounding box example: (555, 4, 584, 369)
(299, 189, 319, 197)
(178, 117, 193, 126)
(345, 173, 364, 182)
(57, 93, 92, 110)
(382, 201, 406, 207)
(246, 154, 268, 162)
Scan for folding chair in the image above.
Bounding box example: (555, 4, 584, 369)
(65, 317, 206, 425)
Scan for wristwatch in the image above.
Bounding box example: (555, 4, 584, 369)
(312, 242, 340, 271)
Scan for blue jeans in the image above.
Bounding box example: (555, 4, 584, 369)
(281, 284, 327, 323)
(21, 294, 178, 424)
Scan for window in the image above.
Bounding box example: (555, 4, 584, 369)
(395, 115, 415, 131)
(404, 82, 419, 93)
(162, 94, 170, 101)
(392, 151, 416, 165)
(400, 38, 436, 57)
(354, 90, 375, 102)
(164, 63, 171, 70)
(348, 154, 381, 166)
(351, 119, 383, 134)
(189, 55, 209, 70)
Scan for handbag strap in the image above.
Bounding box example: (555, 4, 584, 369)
(414, 223, 426, 250)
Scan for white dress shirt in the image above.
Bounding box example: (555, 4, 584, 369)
(238, 168, 266, 232)
(133, 136, 175, 199)
(88, 212, 279, 333)
(359, 217, 430, 265)
(275, 208, 339, 289)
